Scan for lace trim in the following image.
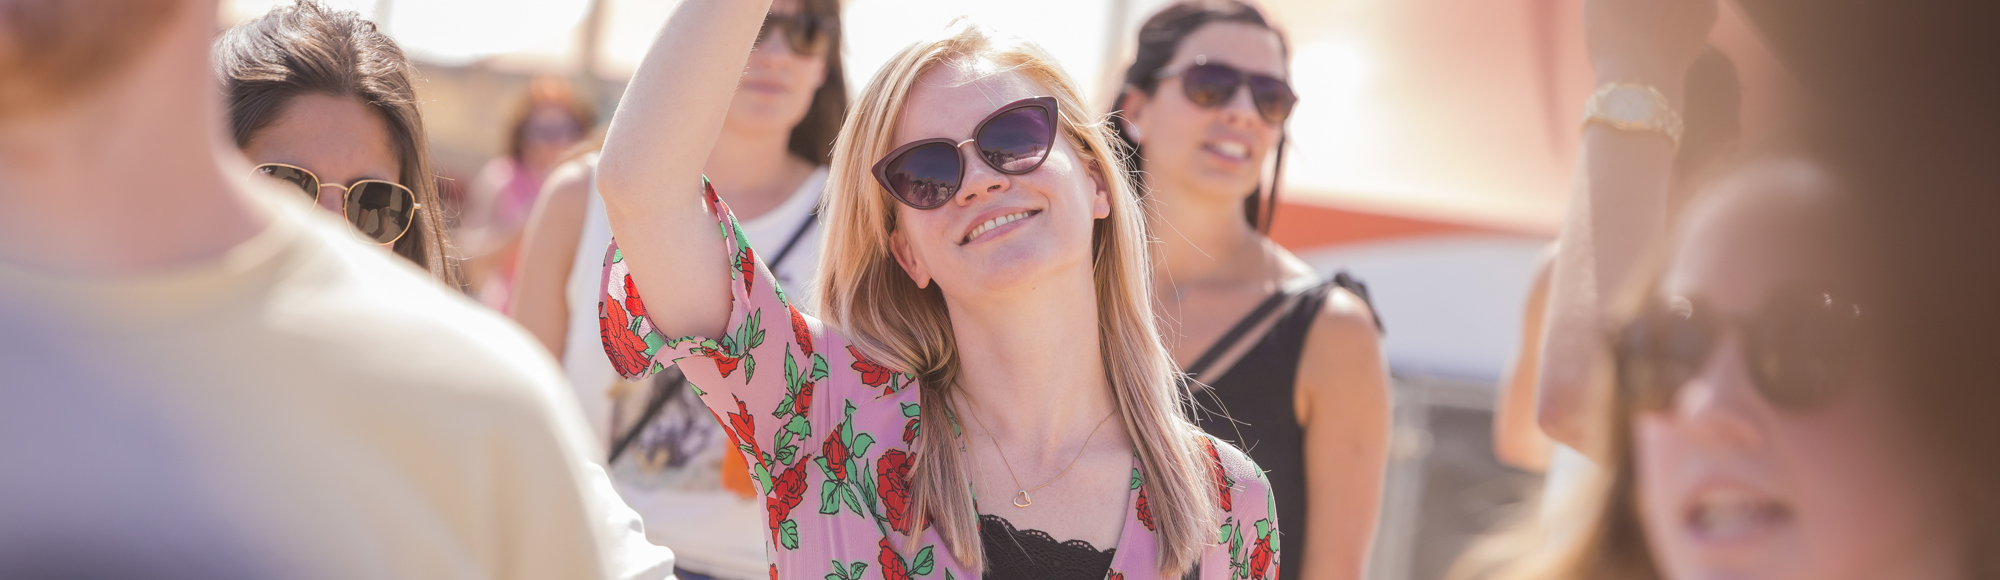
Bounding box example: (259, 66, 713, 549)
(978, 514, 1116, 580)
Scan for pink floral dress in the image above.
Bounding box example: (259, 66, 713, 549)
(600, 181, 1281, 580)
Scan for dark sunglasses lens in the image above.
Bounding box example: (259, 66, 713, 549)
(345, 181, 416, 244)
(1248, 76, 1297, 123)
(978, 106, 1054, 174)
(1180, 64, 1242, 107)
(1622, 301, 1713, 411)
(257, 165, 319, 198)
(1753, 295, 1856, 408)
(885, 143, 961, 208)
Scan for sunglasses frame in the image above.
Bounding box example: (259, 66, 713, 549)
(870, 96, 1060, 210)
(758, 10, 838, 56)
(1613, 289, 1864, 413)
(1155, 58, 1299, 125)
(253, 162, 421, 245)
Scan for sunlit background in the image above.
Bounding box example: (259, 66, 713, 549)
(213, 1, 1788, 577)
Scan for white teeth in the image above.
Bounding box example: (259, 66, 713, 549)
(965, 211, 1032, 243)
(1687, 490, 1788, 540)
(1208, 141, 1249, 160)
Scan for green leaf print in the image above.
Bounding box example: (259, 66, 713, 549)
(820, 481, 843, 515)
(840, 485, 863, 516)
(775, 445, 797, 464)
(911, 546, 936, 576)
(902, 403, 920, 418)
(1130, 468, 1143, 490)
(1219, 522, 1235, 544)
(810, 354, 829, 381)
(785, 344, 804, 393)
(779, 519, 799, 550)
(850, 432, 875, 460)
(849, 561, 867, 580)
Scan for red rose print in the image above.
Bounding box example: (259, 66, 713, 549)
(1250, 534, 1275, 579)
(821, 428, 851, 480)
(793, 380, 815, 417)
(705, 349, 743, 378)
(727, 397, 763, 461)
(738, 247, 757, 294)
(1135, 488, 1157, 531)
(876, 449, 916, 534)
(901, 417, 918, 445)
(1107, 572, 1125, 580)
(1203, 438, 1233, 511)
(623, 274, 648, 319)
(768, 564, 777, 580)
(790, 305, 813, 357)
(877, 538, 911, 580)
(766, 454, 811, 544)
(849, 345, 893, 388)
(600, 298, 651, 377)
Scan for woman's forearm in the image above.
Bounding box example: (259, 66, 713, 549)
(596, 0, 773, 340)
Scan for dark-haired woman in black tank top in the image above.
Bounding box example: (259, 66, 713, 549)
(1110, 2, 1391, 579)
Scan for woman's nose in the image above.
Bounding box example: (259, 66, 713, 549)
(952, 140, 1008, 206)
(1670, 337, 1771, 452)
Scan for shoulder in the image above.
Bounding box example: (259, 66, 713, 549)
(1199, 433, 1268, 490)
(537, 158, 597, 211)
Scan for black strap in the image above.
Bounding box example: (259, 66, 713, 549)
(608, 365, 687, 465)
(766, 207, 820, 272)
(1182, 288, 1295, 379)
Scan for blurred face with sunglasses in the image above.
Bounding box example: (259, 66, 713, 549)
(1118, 22, 1293, 204)
(727, 0, 833, 141)
(880, 63, 1109, 300)
(1624, 161, 1960, 580)
(243, 93, 417, 245)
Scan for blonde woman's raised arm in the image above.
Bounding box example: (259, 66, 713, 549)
(596, 0, 774, 340)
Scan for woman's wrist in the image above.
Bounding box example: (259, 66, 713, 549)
(1592, 61, 1688, 109)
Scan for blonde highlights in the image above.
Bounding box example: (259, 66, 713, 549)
(812, 21, 1217, 576)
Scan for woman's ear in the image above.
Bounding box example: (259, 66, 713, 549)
(1087, 157, 1112, 220)
(888, 228, 932, 289)
(1117, 87, 1148, 144)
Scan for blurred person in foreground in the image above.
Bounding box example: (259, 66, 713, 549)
(1490, 45, 1739, 524)
(593, 0, 1281, 576)
(215, 3, 676, 578)
(1467, 154, 1973, 580)
(0, 0, 636, 577)
(463, 78, 594, 309)
(1108, 2, 1388, 578)
(509, 0, 846, 577)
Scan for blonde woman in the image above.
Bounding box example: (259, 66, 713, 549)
(594, 0, 1277, 578)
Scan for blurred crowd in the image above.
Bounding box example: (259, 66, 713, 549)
(1, 0, 1996, 579)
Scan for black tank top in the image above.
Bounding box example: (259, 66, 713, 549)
(1183, 273, 1378, 580)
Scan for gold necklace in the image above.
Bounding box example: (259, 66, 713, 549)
(964, 404, 1117, 508)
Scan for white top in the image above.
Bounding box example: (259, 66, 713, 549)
(0, 187, 672, 580)
(562, 163, 828, 580)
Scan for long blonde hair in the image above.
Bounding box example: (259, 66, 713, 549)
(813, 21, 1217, 576)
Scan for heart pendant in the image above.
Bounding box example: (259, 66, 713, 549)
(1011, 490, 1032, 508)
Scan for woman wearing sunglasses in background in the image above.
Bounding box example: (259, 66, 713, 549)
(1109, 3, 1388, 579)
(595, 0, 1278, 577)
(215, 3, 678, 579)
(510, 0, 846, 578)
(219, 3, 455, 286)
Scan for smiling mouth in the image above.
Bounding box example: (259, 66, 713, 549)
(962, 210, 1039, 245)
(1685, 489, 1793, 542)
(1203, 140, 1250, 162)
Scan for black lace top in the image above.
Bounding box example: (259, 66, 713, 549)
(979, 514, 1116, 580)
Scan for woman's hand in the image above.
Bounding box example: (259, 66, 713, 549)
(596, 0, 775, 340)
(1585, 0, 1717, 99)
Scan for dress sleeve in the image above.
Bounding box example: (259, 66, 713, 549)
(599, 178, 908, 523)
(1203, 436, 1282, 580)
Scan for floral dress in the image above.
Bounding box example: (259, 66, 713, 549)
(599, 181, 1282, 580)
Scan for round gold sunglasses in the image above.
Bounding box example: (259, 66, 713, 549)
(253, 163, 420, 245)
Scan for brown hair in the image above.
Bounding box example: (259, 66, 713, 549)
(501, 77, 596, 162)
(1108, 0, 1290, 231)
(782, 0, 849, 165)
(214, 0, 460, 287)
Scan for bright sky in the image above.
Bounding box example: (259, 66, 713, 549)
(218, 0, 1581, 230)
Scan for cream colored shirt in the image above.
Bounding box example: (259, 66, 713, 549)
(0, 190, 669, 580)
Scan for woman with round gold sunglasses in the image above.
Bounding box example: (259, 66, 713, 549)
(253, 162, 420, 245)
